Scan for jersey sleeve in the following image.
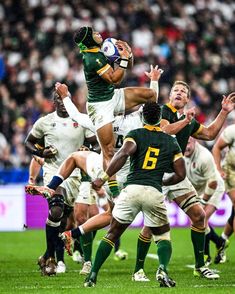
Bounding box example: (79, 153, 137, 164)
(30, 117, 45, 139)
(171, 137, 183, 161)
(63, 97, 95, 132)
(92, 52, 111, 76)
(221, 125, 235, 144)
(84, 128, 95, 139)
(191, 118, 204, 136)
(124, 130, 137, 145)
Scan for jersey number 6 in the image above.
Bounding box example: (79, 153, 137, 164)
(142, 147, 160, 170)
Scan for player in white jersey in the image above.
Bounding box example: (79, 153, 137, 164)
(25, 91, 96, 275)
(212, 124, 235, 263)
(184, 137, 228, 265)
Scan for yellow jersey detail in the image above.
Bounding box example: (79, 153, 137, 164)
(81, 47, 100, 53)
(166, 103, 178, 113)
(173, 152, 183, 161)
(97, 64, 111, 76)
(192, 124, 204, 136)
(143, 125, 162, 132)
(124, 137, 136, 144)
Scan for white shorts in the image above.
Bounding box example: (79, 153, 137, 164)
(74, 181, 97, 205)
(43, 172, 81, 207)
(112, 184, 169, 227)
(87, 88, 125, 130)
(163, 175, 197, 201)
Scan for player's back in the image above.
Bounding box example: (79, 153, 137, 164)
(125, 126, 182, 192)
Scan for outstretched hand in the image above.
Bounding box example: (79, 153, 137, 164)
(55, 82, 69, 99)
(145, 65, 164, 81)
(221, 92, 235, 113)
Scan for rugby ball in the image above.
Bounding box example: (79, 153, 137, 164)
(101, 38, 120, 63)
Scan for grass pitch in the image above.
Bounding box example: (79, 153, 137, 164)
(0, 228, 234, 294)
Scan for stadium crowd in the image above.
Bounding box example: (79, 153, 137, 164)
(0, 0, 235, 173)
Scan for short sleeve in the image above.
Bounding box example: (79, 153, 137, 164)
(30, 117, 45, 139)
(221, 125, 235, 144)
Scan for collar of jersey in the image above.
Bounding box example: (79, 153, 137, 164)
(166, 103, 177, 113)
(81, 47, 100, 53)
(144, 125, 162, 132)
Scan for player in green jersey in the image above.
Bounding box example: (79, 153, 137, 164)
(84, 101, 186, 288)
(133, 81, 235, 280)
(73, 26, 162, 198)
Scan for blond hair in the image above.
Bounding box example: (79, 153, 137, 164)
(172, 81, 191, 98)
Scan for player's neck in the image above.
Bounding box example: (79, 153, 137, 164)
(56, 110, 69, 118)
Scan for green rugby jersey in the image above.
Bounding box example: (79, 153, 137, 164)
(124, 125, 183, 192)
(161, 103, 203, 154)
(81, 48, 114, 103)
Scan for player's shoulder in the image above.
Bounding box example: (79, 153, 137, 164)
(195, 143, 213, 162)
(223, 124, 235, 135)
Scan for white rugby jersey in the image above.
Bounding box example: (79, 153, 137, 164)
(31, 112, 94, 176)
(221, 124, 235, 166)
(185, 142, 224, 196)
(113, 111, 143, 183)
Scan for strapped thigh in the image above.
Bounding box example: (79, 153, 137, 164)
(178, 193, 200, 212)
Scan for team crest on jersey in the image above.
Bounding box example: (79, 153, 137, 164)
(73, 122, 79, 128)
(96, 58, 102, 66)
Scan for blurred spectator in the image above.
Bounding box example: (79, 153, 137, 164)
(0, 0, 234, 172)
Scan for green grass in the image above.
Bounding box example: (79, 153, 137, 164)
(0, 228, 234, 293)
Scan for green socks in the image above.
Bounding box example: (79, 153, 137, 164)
(191, 225, 205, 268)
(108, 180, 120, 197)
(80, 232, 93, 262)
(91, 237, 114, 274)
(157, 240, 172, 273)
(134, 233, 151, 273)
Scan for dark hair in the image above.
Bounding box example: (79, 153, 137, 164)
(74, 26, 98, 48)
(142, 102, 162, 125)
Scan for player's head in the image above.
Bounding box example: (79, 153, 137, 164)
(74, 27, 103, 50)
(142, 102, 162, 126)
(184, 136, 196, 157)
(52, 91, 71, 116)
(169, 81, 191, 109)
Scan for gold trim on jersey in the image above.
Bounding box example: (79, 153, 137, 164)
(124, 137, 136, 144)
(144, 125, 162, 132)
(166, 103, 177, 113)
(97, 64, 111, 76)
(173, 152, 183, 161)
(81, 47, 100, 53)
(192, 124, 204, 136)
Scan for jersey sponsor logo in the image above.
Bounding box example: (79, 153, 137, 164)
(51, 123, 56, 127)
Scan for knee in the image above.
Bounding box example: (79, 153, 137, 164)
(141, 226, 152, 239)
(49, 205, 64, 222)
(48, 195, 64, 222)
(190, 206, 205, 226)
